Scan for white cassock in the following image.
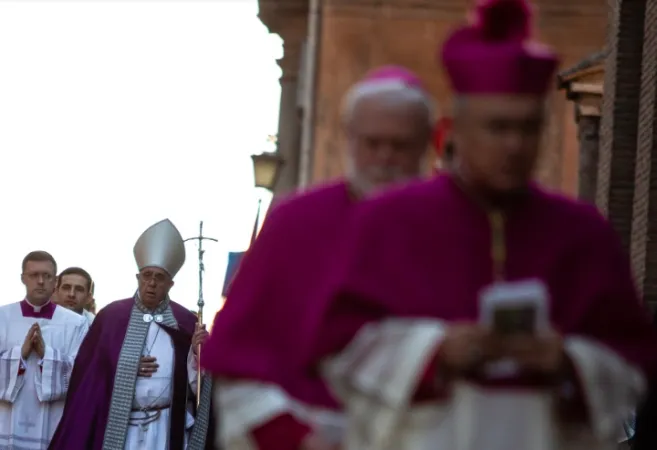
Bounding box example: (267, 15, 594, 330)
(0, 300, 89, 450)
(213, 319, 645, 450)
(124, 321, 199, 450)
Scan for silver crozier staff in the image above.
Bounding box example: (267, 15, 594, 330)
(184, 220, 218, 405)
(195, 308, 203, 405)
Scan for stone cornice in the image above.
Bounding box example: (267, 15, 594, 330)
(258, 0, 606, 27)
(324, 0, 465, 20)
(278, 44, 304, 80)
(568, 82, 604, 96)
(575, 94, 603, 118)
(562, 82, 604, 109)
(258, 0, 464, 22)
(258, 0, 308, 80)
(577, 104, 602, 117)
(319, 0, 606, 21)
(559, 63, 605, 104)
(258, 0, 308, 37)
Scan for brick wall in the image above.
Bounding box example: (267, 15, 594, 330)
(595, 0, 657, 306)
(309, 0, 607, 195)
(632, 0, 657, 304)
(598, 0, 645, 252)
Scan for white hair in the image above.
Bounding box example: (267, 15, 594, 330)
(341, 80, 436, 197)
(341, 80, 436, 128)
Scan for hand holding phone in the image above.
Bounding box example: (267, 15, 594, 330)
(480, 279, 549, 336)
(492, 303, 537, 336)
(479, 279, 550, 377)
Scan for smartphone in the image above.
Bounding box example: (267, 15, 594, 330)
(479, 279, 549, 336)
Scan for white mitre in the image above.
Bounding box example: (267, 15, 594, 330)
(134, 218, 186, 278)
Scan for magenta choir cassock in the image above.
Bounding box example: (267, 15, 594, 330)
(200, 1, 657, 448)
(312, 175, 657, 449)
(202, 63, 433, 450)
(203, 180, 356, 410)
(49, 219, 214, 450)
(208, 174, 657, 450)
(203, 180, 379, 449)
(202, 61, 431, 409)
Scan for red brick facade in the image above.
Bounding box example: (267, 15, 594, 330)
(261, 0, 657, 304)
(259, 0, 608, 198)
(307, 0, 607, 195)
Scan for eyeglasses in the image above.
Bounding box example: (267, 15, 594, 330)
(139, 271, 168, 284)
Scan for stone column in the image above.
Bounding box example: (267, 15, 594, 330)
(576, 113, 601, 204)
(258, 2, 308, 196)
(597, 0, 646, 252)
(273, 35, 304, 195)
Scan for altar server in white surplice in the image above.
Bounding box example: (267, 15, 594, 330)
(83, 280, 97, 324)
(54, 266, 96, 326)
(49, 219, 213, 450)
(0, 250, 89, 450)
(82, 308, 95, 326)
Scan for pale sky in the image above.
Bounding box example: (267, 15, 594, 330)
(0, 0, 282, 323)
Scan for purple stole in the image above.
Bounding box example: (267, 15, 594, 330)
(48, 298, 213, 450)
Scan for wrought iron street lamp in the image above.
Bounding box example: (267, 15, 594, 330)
(250, 150, 284, 244)
(251, 151, 284, 192)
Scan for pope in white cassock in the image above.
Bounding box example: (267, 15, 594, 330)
(0, 250, 89, 450)
(49, 219, 214, 450)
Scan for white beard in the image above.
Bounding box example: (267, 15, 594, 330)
(346, 157, 413, 196)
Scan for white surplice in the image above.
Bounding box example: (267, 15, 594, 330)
(213, 319, 645, 450)
(82, 309, 95, 326)
(124, 321, 198, 450)
(0, 301, 89, 450)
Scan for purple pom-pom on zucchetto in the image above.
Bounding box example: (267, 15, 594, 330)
(441, 0, 559, 96)
(361, 65, 426, 91)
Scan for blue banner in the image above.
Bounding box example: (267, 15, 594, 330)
(222, 251, 245, 297)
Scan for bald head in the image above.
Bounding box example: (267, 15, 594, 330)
(342, 80, 435, 196)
